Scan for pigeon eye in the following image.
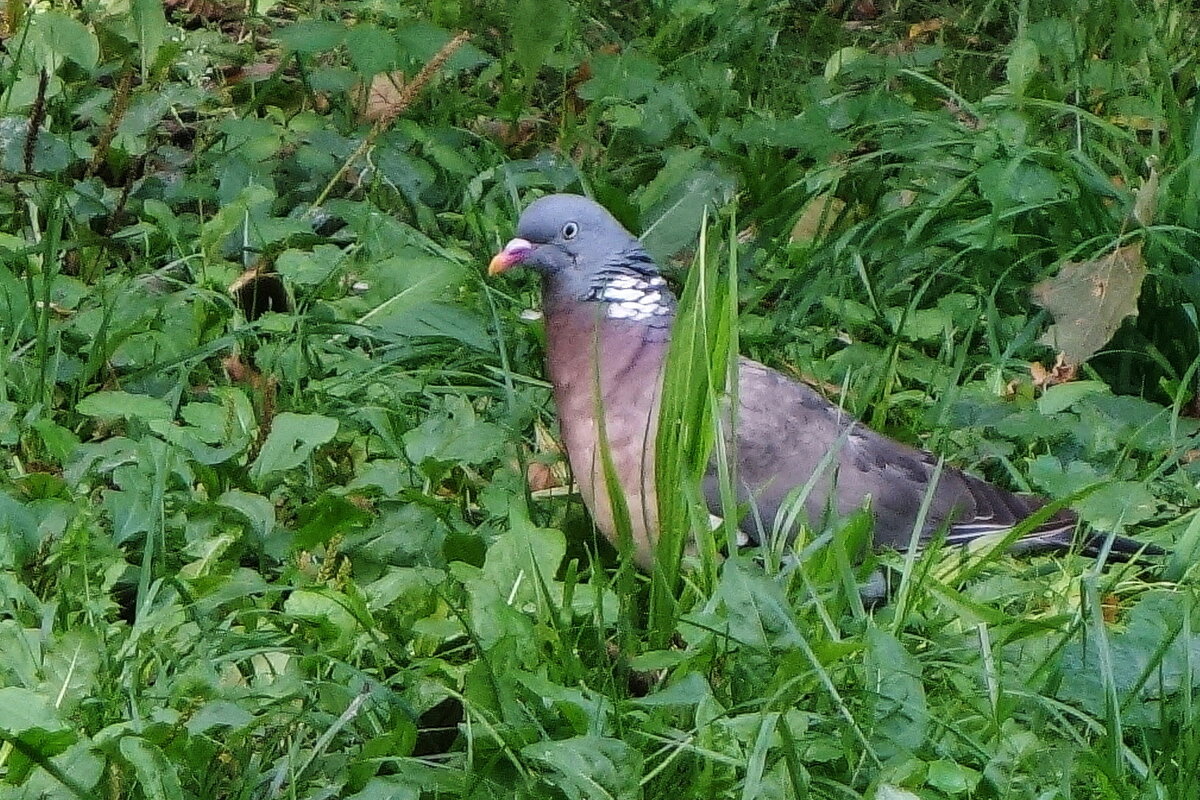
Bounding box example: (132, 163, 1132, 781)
(561, 222, 579, 240)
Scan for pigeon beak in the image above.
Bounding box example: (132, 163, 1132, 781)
(488, 238, 534, 275)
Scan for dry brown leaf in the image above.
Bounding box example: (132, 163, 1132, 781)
(525, 421, 570, 492)
(1030, 352, 1078, 390)
(789, 194, 846, 244)
(1031, 243, 1147, 364)
(849, 0, 881, 20)
(358, 71, 407, 123)
(943, 99, 981, 130)
(164, 0, 240, 26)
(907, 18, 944, 40)
(472, 116, 539, 148)
(1133, 157, 1158, 227)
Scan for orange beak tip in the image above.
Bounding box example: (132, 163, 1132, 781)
(488, 238, 533, 277)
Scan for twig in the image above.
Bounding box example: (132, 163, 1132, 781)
(307, 30, 471, 213)
(23, 68, 47, 172)
(85, 68, 136, 179)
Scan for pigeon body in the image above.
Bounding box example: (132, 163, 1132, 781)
(490, 194, 1154, 569)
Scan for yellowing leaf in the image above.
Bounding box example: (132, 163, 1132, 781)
(1133, 158, 1159, 226)
(907, 18, 944, 40)
(789, 194, 846, 244)
(1031, 243, 1147, 364)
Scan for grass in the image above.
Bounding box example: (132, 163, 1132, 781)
(0, 0, 1199, 797)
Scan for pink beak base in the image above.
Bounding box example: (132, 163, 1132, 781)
(488, 238, 534, 275)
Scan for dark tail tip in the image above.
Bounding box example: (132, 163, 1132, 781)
(1010, 526, 1166, 561)
(1087, 532, 1168, 559)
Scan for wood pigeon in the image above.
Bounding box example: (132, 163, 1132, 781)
(489, 194, 1159, 569)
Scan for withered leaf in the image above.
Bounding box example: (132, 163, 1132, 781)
(1032, 243, 1146, 364)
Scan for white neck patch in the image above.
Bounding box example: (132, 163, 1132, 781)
(598, 274, 672, 320)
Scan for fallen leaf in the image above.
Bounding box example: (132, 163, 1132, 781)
(1030, 352, 1078, 390)
(849, 0, 881, 20)
(1132, 157, 1158, 226)
(943, 99, 981, 130)
(524, 421, 570, 492)
(358, 71, 407, 123)
(472, 116, 539, 148)
(789, 194, 846, 244)
(907, 18, 944, 40)
(1031, 243, 1147, 364)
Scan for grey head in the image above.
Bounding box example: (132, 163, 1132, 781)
(489, 194, 675, 321)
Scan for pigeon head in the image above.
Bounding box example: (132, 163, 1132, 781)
(489, 194, 636, 276)
(489, 194, 673, 319)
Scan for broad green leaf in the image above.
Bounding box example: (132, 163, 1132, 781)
(24, 11, 99, 72)
(76, 391, 173, 422)
(179, 531, 237, 579)
(393, 23, 489, 72)
(218, 490, 276, 539)
(130, 0, 167, 75)
(199, 184, 274, 261)
(9, 740, 104, 798)
(119, 737, 184, 800)
(0, 493, 38, 569)
(514, 671, 614, 733)
(345, 776, 421, 800)
(711, 558, 803, 651)
(522, 736, 642, 800)
(1006, 38, 1040, 95)
(356, 504, 450, 568)
(636, 149, 733, 262)
(0, 232, 28, 253)
(1075, 481, 1157, 531)
(185, 701, 255, 736)
(276, 245, 343, 286)
(865, 626, 927, 759)
(355, 253, 463, 318)
(631, 672, 711, 708)
(277, 20, 346, 53)
(464, 509, 564, 650)
(1037, 380, 1110, 415)
(1165, 512, 1200, 582)
(295, 492, 372, 549)
(1027, 455, 1100, 497)
(284, 587, 361, 645)
(1058, 591, 1200, 726)
(926, 760, 980, 794)
(363, 566, 442, 612)
(38, 631, 102, 716)
(977, 158, 1061, 210)
(0, 686, 75, 760)
(346, 23, 398, 77)
(875, 786, 922, 800)
(824, 46, 870, 81)
(511, 0, 567, 78)
(380, 303, 493, 350)
(403, 395, 506, 480)
(31, 418, 81, 465)
(479, 511, 565, 599)
(249, 412, 338, 482)
(577, 51, 661, 103)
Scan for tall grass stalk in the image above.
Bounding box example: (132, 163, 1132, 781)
(651, 212, 736, 645)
